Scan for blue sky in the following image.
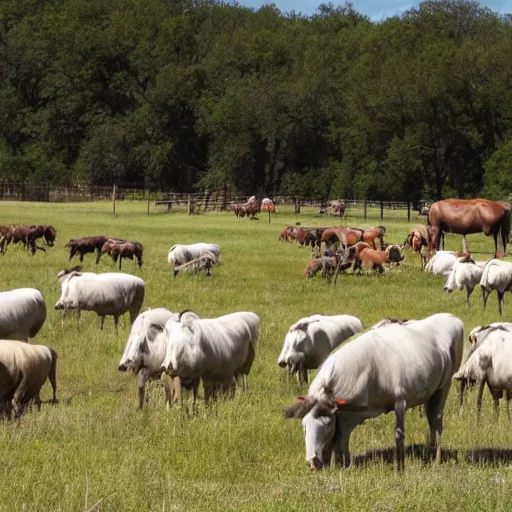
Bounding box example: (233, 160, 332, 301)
(237, 0, 512, 20)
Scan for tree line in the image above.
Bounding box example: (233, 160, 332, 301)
(0, 0, 511, 203)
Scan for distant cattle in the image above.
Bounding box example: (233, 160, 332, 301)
(0, 224, 56, 255)
(167, 243, 220, 269)
(0, 288, 46, 341)
(65, 236, 110, 264)
(101, 239, 144, 270)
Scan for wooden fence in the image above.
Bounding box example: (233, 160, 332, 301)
(0, 181, 424, 220)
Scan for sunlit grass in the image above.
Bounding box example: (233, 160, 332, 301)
(0, 200, 511, 511)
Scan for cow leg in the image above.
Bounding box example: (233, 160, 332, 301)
(333, 419, 356, 469)
(34, 392, 41, 412)
(476, 378, 486, 420)
(506, 390, 512, 422)
(172, 376, 182, 410)
(137, 369, 149, 409)
(191, 379, 199, 415)
(466, 286, 474, 306)
(113, 316, 120, 335)
(100, 316, 105, 330)
(481, 287, 489, 311)
(80, 252, 84, 263)
(462, 235, 468, 254)
(425, 385, 450, 464)
(458, 380, 466, 413)
(160, 373, 174, 410)
(394, 399, 406, 472)
(498, 291, 505, 316)
(301, 368, 308, 385)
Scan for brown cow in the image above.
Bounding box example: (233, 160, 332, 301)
(101, 239, 144, 270)
(348, 242, 400, 274)
(66, 236, 110, 264)
(428, 199, 511, 256)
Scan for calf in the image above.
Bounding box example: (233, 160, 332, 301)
(480, 259, 512, 316)
(101, 239, 144, 270)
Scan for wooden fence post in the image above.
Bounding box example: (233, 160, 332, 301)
(380, 200, 383, 220)
(364, 199, 367, 220)
(147, 191, 150, 215)
(187, 195, 191, 215)
(407, 201, 410, 222)
(112, 181, 116, 216)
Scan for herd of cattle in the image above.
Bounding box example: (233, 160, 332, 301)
(1, 196, 512, 474)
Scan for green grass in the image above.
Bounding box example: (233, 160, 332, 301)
(0, 200, 511, 511)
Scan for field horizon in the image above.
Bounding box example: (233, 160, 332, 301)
(0, 200, 511, 512)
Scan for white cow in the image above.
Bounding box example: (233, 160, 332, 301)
(456, 327, 512, 420)
(167, 243, 220, 268)
(424, 251, 459, 279)
(444, 259, 485, 305)
(468, 322, 512, 345)
(161, 311, 260, 411)
(54, 270, 145, 332)
(277, 315, 363, 384)
(285, 313, 464, 471)
(0, 288, 46, 341)
(479, 259, 512, 315)
(118, 308, 176, 409)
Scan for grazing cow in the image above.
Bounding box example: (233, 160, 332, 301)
(479, 259, 512, 316)
(167, 243, 220, 268)
(54, 270, 145, 333)
(101, 239, 144, 270)
(161, 312, 260, 412)
(329, 200, 345, 217)
(118, 308, 176, 409)
(65, 236, 110, 264)
(285, 313, 464, 471)
(455, 326, 512, 420)
(0, 288, 46, 341)
(26, 225, 57, 254)
(0, 340, 57, 419)
(424, 251, 470, 280)
(348, 242, 401, 274)
(277, 315, 363, 385)
(444, 257, 486, 305)
(173, 252, 218, 277)
(304, 259, 323, 279)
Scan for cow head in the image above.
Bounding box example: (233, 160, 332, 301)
(285, 395, 349, 470)
(118, 314, 166, 373)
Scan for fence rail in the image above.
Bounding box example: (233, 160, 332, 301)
(0, 182, 424, 220)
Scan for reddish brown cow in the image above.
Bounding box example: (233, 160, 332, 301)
(348, 242, 400, 274)
(101, 239, 144, 270)
(0, 224, 56, 255)
(428, 199, 511, 256)
(66, 236, 110, 264)
(304, 258, 323, 279)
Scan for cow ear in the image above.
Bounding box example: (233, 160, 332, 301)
(335, 398, 349, 407)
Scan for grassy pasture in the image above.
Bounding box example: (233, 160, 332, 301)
(0, 201, 512, 511)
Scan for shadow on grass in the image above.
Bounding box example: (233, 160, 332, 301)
(353, 444, 512, 467)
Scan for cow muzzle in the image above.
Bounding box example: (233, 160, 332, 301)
(443, 287, 452, 293)
(54, 303, 64, 310)
(278, 360, 287, 368)
(308, 457, 323, 471)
